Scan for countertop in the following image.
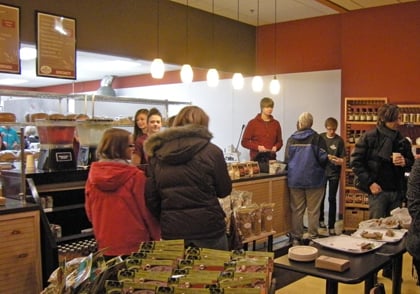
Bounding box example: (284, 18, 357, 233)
(0, 197, 40, 215)
(232, 172, 287, 183)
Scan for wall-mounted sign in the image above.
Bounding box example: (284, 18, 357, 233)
(0, 4, 20, 74)
(36, 11, 76, 79)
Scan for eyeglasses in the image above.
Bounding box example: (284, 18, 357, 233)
(128, 144, 135, 148)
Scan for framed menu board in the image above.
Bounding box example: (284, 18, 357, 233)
(36, 11, 76, 79)
(0, 4, 20, 74)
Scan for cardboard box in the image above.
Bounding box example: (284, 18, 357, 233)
(315, 255, 350, 272)
(344, 208, 365, 229)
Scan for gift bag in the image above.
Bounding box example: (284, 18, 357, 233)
(227, 211, 243, 250)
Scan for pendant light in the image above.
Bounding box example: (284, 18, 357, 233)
(151, 0, 165, 79)
(252, 75, 263, 92)
(180, 0, 193, 83)
(232, 72, 244, 90)
(232, 0, 244, 90)
(269, 0, 280, 95)
(252, 0, 263, 92)
(207, 0, 219, 87)
(269, 75, 280, 94)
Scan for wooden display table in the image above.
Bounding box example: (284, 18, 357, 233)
(242, 230, 276, 252)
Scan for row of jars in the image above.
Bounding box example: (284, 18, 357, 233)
(347, 107, 379, 122)
(227, 161, 260, 180)
(400, 108, 420, 124)
(57, 238, 97, 263)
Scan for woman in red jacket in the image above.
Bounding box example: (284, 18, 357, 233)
(85, 128, 160, 259)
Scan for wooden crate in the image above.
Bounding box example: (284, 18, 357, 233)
(344, 208, 365, 230)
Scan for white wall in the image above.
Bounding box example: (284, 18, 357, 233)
(114, 69, 341, 161)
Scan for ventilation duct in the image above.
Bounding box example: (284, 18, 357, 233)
(96, 75, 116, 96)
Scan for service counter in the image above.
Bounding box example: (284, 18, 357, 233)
(232, 172, 291, 237)
(0, 198, 42, 293)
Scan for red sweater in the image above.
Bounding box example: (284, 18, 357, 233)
(85, 161, 160, 256)
(241, 113, 283, 160)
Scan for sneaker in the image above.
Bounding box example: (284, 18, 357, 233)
(319, 221, 326, 228)
(329, 229, 336, 236)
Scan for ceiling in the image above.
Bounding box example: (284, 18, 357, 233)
(0, 0, 415, 89)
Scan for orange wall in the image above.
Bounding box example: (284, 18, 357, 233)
(257, 2, 420, 104)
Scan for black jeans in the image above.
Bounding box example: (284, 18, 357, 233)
(319, 177, 339, 229)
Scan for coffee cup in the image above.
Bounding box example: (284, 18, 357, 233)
(392, 152, 401, 164)
(25, 154, 35, 172)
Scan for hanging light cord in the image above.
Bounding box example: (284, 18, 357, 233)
(237, 0, 240, 22)
(156, 0, 160, 56)
(274, 0, 277, 70)
(185, 0, 189, 61)
(212, 0, 215, 64)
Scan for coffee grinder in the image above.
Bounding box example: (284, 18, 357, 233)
(36, 120, 77, 171)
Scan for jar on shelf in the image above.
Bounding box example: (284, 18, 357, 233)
(366, 108, 373, 121)
(372, 109, 378, 121)
(347, 108, 354, 121)
(360, 108, 367, 121)
(353, 108, 360, 121)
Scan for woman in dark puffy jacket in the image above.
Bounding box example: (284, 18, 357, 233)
(407, 158, 420, 286)
(144, 106, 232, 250)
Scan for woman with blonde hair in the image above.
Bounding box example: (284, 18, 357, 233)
(85, 128, 160, 259)
(145, 106, 232, 250)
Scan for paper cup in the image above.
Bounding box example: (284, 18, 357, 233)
(392, 152, 401, 163)
(26, 154, 35, 172)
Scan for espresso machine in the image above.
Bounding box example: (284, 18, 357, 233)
(36, 121, 77, 171)
(76, 120, 113, 166)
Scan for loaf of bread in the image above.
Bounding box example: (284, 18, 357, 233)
(0, 151, 16, 162)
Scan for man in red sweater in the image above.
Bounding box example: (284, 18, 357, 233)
(241, 97, 283, 161)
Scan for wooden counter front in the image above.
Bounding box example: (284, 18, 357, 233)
(0, 199, 42, 293)
(232, 174, 291, 237)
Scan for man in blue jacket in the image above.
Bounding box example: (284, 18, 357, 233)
(285, 112, 328, 245)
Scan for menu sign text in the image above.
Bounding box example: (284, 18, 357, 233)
(0, 4, 20, 74)
(37, 12, 76, 79)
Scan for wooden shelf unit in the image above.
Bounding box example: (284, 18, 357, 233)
(341, 97, 388, 231)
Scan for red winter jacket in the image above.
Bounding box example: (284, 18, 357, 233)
(85, 161, 160, 256)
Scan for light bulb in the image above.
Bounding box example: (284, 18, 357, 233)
(207, 68, 219, 87)
(269, 76, 281, 95)
(180, 64, 193, 83)
(232, 73, 244, 90)
(150, 58, 165, 79)
(20, 47, 37, 60)
(252, 76, 263, 92)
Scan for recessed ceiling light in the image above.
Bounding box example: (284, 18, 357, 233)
(0, 78, 28, 85)
(20, 47, 37, 60)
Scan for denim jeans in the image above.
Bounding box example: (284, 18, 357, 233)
(368, 190, 401, 219)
